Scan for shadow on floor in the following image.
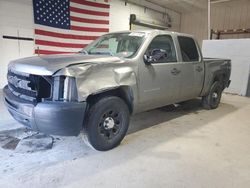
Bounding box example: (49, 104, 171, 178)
(0, 98, 237, 151)
(127, 98, 236, 135)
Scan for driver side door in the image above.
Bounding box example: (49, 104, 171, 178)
(138, 35, 182, 111)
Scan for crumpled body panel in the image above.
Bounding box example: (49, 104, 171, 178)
(55, 60, 138, 103)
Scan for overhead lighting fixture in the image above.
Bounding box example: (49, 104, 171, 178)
(210, 0, 231, 4)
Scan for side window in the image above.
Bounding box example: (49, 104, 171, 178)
(178, 36, 199, 62)
(147, 35, 177, 63)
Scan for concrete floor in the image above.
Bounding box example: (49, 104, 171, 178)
(0, 91, 250, 188)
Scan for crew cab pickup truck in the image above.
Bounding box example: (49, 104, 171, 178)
(3, 30, 231, 151)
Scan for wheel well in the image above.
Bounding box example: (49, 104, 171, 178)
(213, 73, 226, 88)
(213, 75, 221, 83)
(86, 86, 134, 114)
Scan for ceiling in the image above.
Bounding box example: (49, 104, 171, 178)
(144, 0, 235, 13)
(147, 0, 208, 13)
(129, 0, 236, 14)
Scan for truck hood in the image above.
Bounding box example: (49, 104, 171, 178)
(8, 54, 123, 76)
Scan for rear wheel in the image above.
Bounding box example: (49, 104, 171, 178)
(83, 96, 130, 151)
(202, 81, 223, 110)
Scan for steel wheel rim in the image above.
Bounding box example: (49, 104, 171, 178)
(98, 109, 121, 140)
(211, 87, 221, 105)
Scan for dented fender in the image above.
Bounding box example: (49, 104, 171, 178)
(54, 62, 138, 109)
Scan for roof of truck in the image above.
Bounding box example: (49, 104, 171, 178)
(108, 29, 195, 38)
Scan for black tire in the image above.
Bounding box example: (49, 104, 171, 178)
(83, 96, 130, 151)
(202, 81, 223, 110)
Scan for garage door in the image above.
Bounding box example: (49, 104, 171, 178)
(129, 14, 170, 31)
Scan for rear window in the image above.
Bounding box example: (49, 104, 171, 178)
(178, 36, 199, 62)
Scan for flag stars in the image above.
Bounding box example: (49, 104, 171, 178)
(34, 0, 70, 29)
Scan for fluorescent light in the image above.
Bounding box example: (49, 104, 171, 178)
(210, 0, 231, 4)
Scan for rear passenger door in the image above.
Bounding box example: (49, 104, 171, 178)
(177, 36, 205, 101)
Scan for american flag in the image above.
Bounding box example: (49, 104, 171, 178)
(33, 0, 110, 55)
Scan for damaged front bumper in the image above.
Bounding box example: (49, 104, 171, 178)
(3, 85, 86, 136)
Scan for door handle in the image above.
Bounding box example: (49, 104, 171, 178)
(171, 68, 181, 75)
(196, 66, 203, 72)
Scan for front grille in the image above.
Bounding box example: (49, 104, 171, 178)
(7, 69, 52, 103)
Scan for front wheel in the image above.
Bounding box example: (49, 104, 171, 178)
(202, 81, 223, 110)
(83, 96, 130, 151)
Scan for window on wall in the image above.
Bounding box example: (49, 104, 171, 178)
(178, 36, 199, 62)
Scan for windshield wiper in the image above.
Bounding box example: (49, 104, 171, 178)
(78, 50, 89, 55)
(89, 51, 114, 56)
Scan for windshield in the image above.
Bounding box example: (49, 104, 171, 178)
(81, 32, 145, 58)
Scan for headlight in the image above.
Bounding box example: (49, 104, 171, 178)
(52, 76, 78, 102)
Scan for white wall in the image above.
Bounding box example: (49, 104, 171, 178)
(0, 0, 181, 88)
(0, 0, 34, 89)
(203, 39, 250, 96)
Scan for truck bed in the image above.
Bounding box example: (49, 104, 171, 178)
(203, 57, 231, 62)
(201, 58, 231, 96)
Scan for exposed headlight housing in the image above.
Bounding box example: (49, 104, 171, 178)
(52, 76, 78, 102)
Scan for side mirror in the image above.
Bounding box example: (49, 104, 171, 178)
(143, 54, 153, 65)
(144, 49, 168, 65)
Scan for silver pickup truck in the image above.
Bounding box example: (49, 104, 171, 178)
(3, 30, 231, 151)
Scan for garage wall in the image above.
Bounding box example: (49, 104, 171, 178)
(111, 1, 181, 32)
(203, 39, 250, 96)
(180, 9, 208, 45)
(181, 0, 250, 45)
(0, 0, 181, 89)
(0, 0, 35, 89)
(211, 0, 250, 39)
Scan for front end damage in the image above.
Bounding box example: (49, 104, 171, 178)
(4, 68, 86, 136)
(3, 56, 137, 136)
